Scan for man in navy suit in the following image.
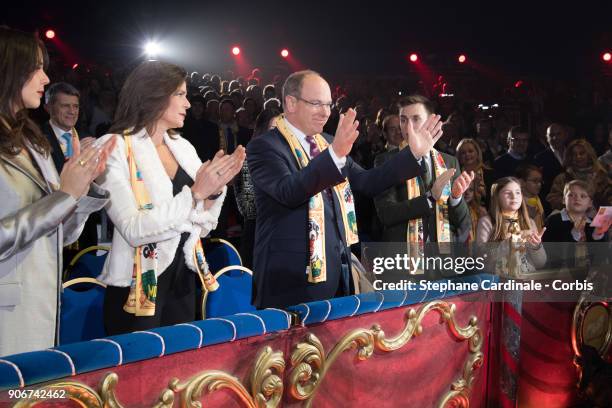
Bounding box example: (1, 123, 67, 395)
(43, 82, 98, 263)
(247, 70, 443, 309)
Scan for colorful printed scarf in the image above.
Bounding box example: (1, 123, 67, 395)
(275, 116, 358, 283)
(123, 135, 218, 317)
(123, 135, 158, 316)
(403, 148, 452, 270)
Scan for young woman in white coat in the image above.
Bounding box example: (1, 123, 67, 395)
(0, 27, 115, 356)
(97, 61, 245, 334)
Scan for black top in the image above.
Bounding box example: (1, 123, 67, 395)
(164, 166, 194, 287)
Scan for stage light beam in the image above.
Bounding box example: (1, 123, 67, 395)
(45, 30, 55, 40)
(281, 49, 289, 58)
(232, 46, 241, 56)
(603, 52, 611, 62)
(409, 53, 418, 62)
(144, 41, 161, 59)
(458, 54, 467, 63)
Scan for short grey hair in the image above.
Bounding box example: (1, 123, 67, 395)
(45, 82, 80, 105)
(281, 70, 320, 108)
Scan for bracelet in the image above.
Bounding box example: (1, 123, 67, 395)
(206, 191, 223, 200)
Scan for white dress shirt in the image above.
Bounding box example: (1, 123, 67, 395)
(284, 118, 346, 172)
(50, 120, 73, 156)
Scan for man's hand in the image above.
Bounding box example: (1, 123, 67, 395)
(431, 169, 455, 201)
(406, 114, 444, 159)
(331, 108, 359, 157)
(451, 171, 475, 199)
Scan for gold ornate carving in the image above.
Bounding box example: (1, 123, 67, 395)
(10, 346, 284, 408)
(572, 298, 612, 384)
(288, 300, 483, 408)
(8, 300, 484, 407)
(12, 380, 104, 408)
(160, 345, 284, 408)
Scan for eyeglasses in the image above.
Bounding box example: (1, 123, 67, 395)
(293, 96, 333, 110)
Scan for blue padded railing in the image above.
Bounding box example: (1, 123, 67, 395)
(0, 274, 496, 390)
(287, 273, 498, 325)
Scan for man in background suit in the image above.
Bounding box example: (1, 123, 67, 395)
(247, 70, 443, 309)
(533, 123, 568, 213)
(493, 126, 531, 180)
(43, 82, 98, 266)
(375, 95, 473, 246)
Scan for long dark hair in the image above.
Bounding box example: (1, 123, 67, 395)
(253, 107, 281, 138)
(110, 60, 187, 137)
(0, 26, 50, 156)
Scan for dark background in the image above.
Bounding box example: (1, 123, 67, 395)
(3, 0, 611, 79)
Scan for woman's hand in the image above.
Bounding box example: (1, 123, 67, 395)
(60, 135, 116, 199)
(191, 146, 246, 200)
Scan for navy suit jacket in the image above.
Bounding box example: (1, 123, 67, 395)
(247, 127, 422, 308)
(41, 122, 67, 173)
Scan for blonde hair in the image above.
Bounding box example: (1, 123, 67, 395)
(562, 179, 593, 199)
(563, 139, 606, 173)
(488, 177, 531, 242)
(456, 138, 490, 170)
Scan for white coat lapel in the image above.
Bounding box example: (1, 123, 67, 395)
(130, 129, 173, 205)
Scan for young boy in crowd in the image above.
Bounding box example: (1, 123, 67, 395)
(517, 165, 545, 231)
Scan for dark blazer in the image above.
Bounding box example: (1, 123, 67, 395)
(533, 148, 564, 213)
(41, 122, 67, 173)
(374, 149, 471, 244)
(493, 152, 528, 180)
(247, 128, 422, 308)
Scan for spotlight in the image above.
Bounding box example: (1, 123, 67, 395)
(409, 53, 418, 62)
(232, 46, 241, 56)
(45, 30, 55, 40)
(458, 54, 467, 63)
(603, 52, 611, 62)
(281, 49, 289, 58)
(72, 63, 79, 70)
(144, 41, 161, 58)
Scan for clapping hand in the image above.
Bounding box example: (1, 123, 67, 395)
(406, 114, 444, 159)
(60, 135, 117, 199)
(191, 146, 246, 201)
(331, 108, 360, 157)
(431, 169, 455, 201)
(522, 227, 546, 247)
(451, 171, 475, 199)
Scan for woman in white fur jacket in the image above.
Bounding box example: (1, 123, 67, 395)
(96, 61, 245, 334)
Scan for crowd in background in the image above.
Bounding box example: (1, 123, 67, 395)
(32, 63, 612, 268)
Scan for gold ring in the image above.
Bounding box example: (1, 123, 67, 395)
(78, 159, 87, 167)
